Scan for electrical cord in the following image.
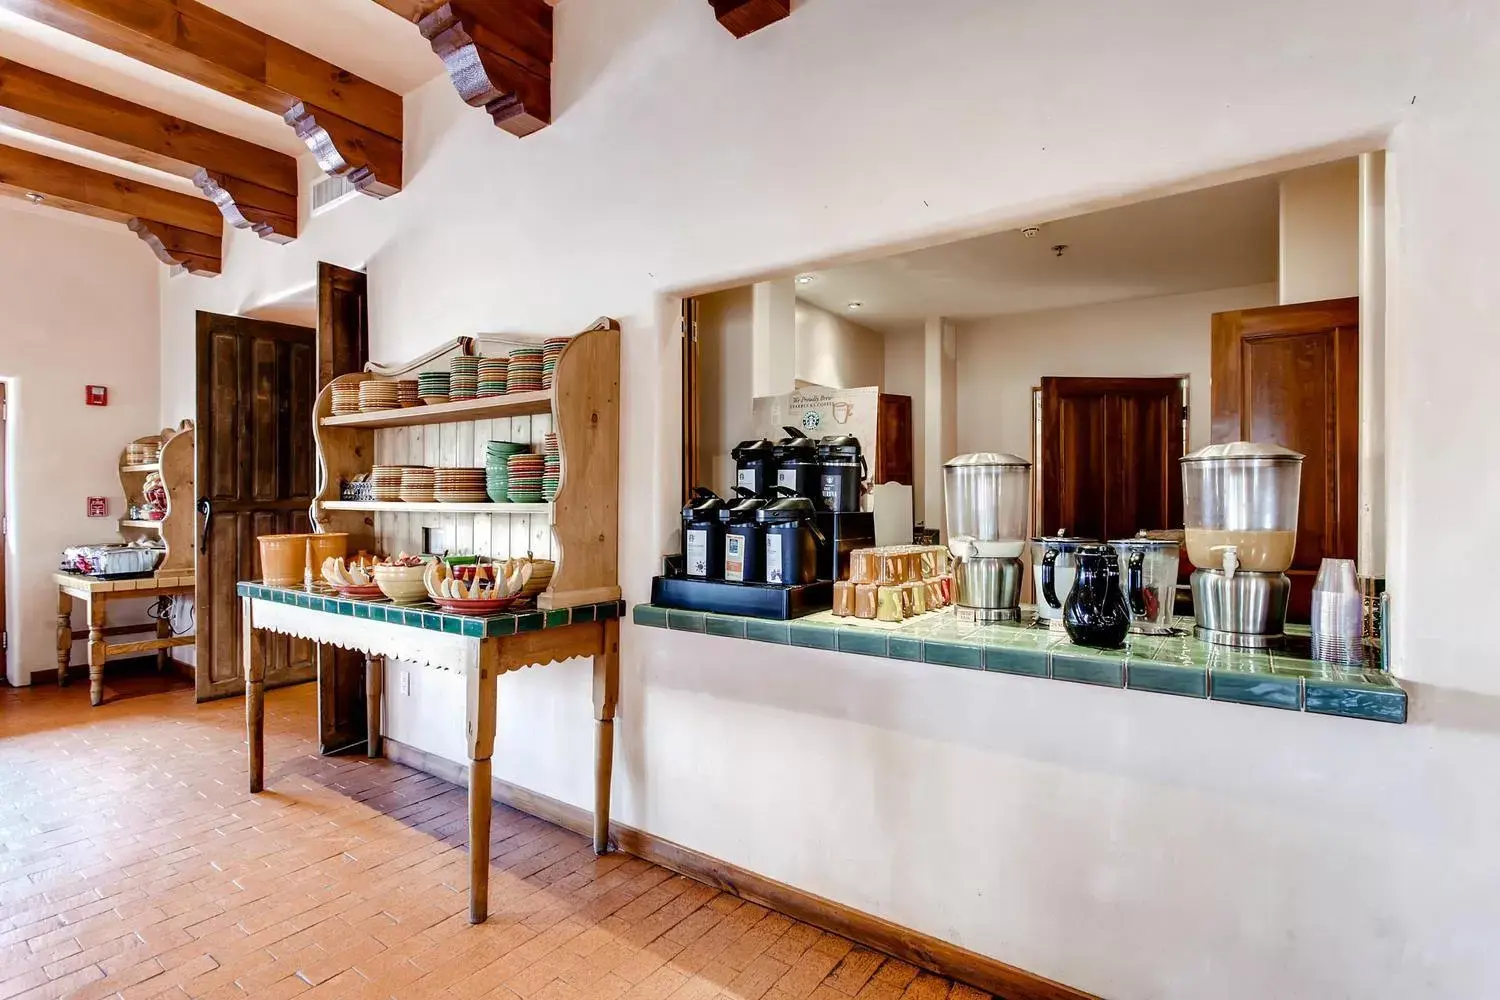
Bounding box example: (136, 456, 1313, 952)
(147, 595, 192, 638)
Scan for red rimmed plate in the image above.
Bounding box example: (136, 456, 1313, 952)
(334, 583, 385, 599)
(430, 595, 519, 615)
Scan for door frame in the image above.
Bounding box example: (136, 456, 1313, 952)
(0, 383, 7, 682)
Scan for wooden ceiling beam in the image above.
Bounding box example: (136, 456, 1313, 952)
(0, 142, 222, 274)
(0, 0, 403, 197)
(710, 0, 791, 37)
(372, 0, 552, 138)
(0, 57, 297, 242)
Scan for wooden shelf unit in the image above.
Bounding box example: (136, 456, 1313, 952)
(311, 319, 621, 610)
(118, 422, 194, 574)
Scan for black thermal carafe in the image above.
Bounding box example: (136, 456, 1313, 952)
(756, 490, 827, 586)
(718, 488, 770, 583)
(731, 438, 777, 495)
(772, 426, 822, 506)
(816, 435, 866, 513)
(680, 487, 726, 578)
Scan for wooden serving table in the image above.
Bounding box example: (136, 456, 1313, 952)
(55, 570, 195, 706)
(236, 581, 622, 924)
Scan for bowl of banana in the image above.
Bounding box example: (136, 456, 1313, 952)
(424, 557, 534, 614)
(321, 553, 385, 598)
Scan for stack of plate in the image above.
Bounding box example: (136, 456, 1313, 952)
(371, 465, 406, 502)
(485, 441, 529, 502)
(479, 357, 508, 397)
(542, 337, 568, 389)
(508, 347, 543, 393)
(543, 453, 560, 501)
(417, 371, 450, 404)
(399, 467, 436, 504)
(450, 356, 479, 399)
(332, 383, 363, 415)
(358, 380, 401, 412)
(543, 432, 558, 456)
(434, 467, 488, 503)
(397, 380, 420, 407)
(506, 453, 545, 503)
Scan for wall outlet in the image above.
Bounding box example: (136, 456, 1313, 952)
(399, 671, 411, 696)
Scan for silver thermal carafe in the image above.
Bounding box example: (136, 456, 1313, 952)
(944, 453, 1032, 624)
(1181, 442, 1304, 648)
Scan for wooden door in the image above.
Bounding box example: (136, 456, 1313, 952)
(195, 312, 318, 701)
(1211, 297, 1359, 622)
(1039, 376, 1186, 541)
(315, 263, 371, 752)
(681, 297, 700, 504)
(876, 394, 913, 486)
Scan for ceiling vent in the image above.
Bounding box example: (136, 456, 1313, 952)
(310, 173, 359, 217)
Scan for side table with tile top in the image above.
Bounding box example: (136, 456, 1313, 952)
(237, 581, 623, 924)
(54, 571, 196, 706)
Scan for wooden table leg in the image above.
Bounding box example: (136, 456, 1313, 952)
(56, 590, 71, 688)
(87, 597, 107, 707)
(465, 642, 499, 924)
(366, 655, 384, 758)
(592, 617, 620, 855)
(243, 600, 267, 793)
(156, 605, 172, 672)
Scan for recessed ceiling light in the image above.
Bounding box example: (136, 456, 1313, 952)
(847, 302, 863, 310)
(25, 192, 44, 205)
(796, 274, 816, 284)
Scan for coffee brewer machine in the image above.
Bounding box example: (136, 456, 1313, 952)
(1181, 442, 1304, 648)
(944, 453, 1031, 623)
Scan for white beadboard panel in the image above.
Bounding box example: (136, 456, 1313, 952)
(473, 513, 493, 557)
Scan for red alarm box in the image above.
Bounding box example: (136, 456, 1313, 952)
(86, 385, 108, 406)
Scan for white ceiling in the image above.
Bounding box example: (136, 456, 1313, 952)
(795, 174, 1282, 333)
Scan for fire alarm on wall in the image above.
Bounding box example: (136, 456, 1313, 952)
(85, 385, 108, 406)
(87, 497, 109, 517)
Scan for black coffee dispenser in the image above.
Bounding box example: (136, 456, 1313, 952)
(718, 488, 770, 583)
(772, 427, 822, 506)
(731, 438, 777, 495)
(816, 435, 866, 513)
(756, 489, 827, 586)
(681, 488, 726, 578)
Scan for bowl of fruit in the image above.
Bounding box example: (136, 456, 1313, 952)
(423, 557, 534, 614)
(321, 553, 385, 599)
(373, 553, 433, 604)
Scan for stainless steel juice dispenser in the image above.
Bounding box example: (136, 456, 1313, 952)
(1181, 442, 1304, 647)
(943, 453, 1031, 623)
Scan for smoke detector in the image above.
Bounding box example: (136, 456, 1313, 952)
(1021, 226, 1041, 238)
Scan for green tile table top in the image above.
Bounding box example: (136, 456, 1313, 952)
(631, 604, 1406, 725)
(237, 581, 622, 640)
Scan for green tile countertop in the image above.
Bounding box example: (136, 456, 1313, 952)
(237, 581, 622, 639)
(632, 604, 1406, 724)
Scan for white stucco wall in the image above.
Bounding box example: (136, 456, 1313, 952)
(0, 201, 162, 686)
(154, 1, 1500, 997)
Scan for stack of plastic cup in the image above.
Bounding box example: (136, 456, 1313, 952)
(1310, 558, 1364, 666)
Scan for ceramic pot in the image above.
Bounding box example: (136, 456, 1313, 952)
(257, 533, 312, 587)
(1062, 545, 1132, 649)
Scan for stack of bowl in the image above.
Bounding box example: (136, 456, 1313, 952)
(399, 467, 436, 503)
(479, 357, 508, 397)
(508, 347, 543, 392)
(542, 337, 567, 389)
(434, 467, 488, 503)
(450, 356, 479, 399)
(485, 441, 529, 501)
(543, 432, 560, 500)
(370, 466, 405, 502)
(506, 453, 545, 503)
(358, 380, 400, 412)
(332, 383, 363, 415)
(397, 380, 420, 407)
(417, 371, 450, 404)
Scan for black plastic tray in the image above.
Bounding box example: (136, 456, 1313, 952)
(651, 576, 832, 620)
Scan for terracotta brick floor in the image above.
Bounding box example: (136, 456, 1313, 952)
(0, 671, 985, 1000)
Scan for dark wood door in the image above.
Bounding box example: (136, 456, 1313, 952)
(1211, 298, 1359, 622)
(315, 263, 371, 753)
(876, 394, 913, 486)
(1039, 376, 1186, 541)
(195, 312, 318, 701)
